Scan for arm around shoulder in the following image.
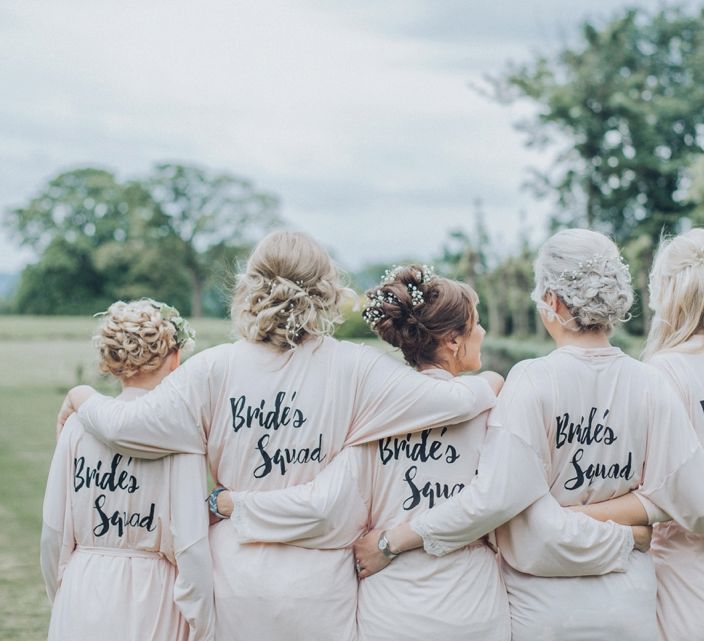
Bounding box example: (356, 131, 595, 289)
(76, 348, 218, 457)
(229, 447, 370, 549)
(346, 346, 496, 446)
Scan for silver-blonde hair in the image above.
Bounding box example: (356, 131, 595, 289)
(531, 228, 634, 333)
(231, 231, 352, 350)
(644, 228, 704, 359)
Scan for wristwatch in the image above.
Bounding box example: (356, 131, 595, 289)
(378, 531, 398, 559)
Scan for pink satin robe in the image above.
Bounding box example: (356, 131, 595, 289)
(75, 337, 496, 641)
(41, 387, 214, 641)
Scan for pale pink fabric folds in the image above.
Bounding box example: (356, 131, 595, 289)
(229, 368, 509, 641)
(647, 336, 704, 641)
(76, 338, 496, 641)
(409, 346, 704, 641)
(224, 368, 641, 640)
(41, 388, 213, 641)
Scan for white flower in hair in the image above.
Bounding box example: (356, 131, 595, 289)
(407, 283, 424, 307)
(362, 289, 399, 327)
(381, 265, 401, 285)
(557, 253, 631, 285)
(420, 264, 435, 283)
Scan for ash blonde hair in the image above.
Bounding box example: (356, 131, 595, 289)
(231, 231, 351, 350)
(644, 228, 704, 359)
(532, 228, 633, 333)
(95, 299, 180, 379)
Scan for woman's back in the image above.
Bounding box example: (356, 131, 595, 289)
(357, 369, 508, 641)
(525, 346, 653, 502)
(648, 336, 704, 641)
(205, 337, 368, 641)
(496, 346, 692, 641)
(42, 388, 210, 641)
(207, 337, 375, 490)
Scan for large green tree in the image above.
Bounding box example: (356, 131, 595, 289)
(6, 168, 137, 251)
(6, 163, 282, 316)
(493, 6, 704, 243)
(143, 163, 281, 316)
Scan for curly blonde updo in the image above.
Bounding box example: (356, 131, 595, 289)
(95, 299, 180, 379)
(363, 265, 478, 368)
(231, 231, 351, 350)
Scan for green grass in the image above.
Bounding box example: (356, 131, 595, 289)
(0, 387, 60, 641)
(0, 314, 643, 640)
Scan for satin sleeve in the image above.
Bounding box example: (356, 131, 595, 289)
(409, 361, 550, 556)
(496, 493, 634, 576)
(346, 346, 496, 446)
(633, 375, 704, 533)
(169, 453, 215, 641)
(229, 447, 371, 549)
(40, 417, 77, 602)
(76, 349, 215, 458)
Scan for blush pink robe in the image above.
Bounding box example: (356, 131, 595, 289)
(41, 388, 214, 641)
(228, 368, 509, 641)
(219, 368, 639, 641)
(409, 346, 704, 641)
(75, 337, 496, 641)
(648, 335, 704, 641)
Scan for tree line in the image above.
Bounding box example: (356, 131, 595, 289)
(3, 5, 704, 335)
(4, 164, 281, 316)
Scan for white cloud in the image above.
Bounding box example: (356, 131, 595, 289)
(0, 0, 685, 273)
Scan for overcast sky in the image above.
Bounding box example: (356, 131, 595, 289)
(0, 0, 684, 272)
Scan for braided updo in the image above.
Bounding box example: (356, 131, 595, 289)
(532, 229, 633, 333)
(363, 265, 478, 368)
(232, 231, 352, 351)
(95, 299, 181, 379)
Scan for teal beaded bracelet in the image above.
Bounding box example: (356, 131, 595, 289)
(208, 487, 228, 519)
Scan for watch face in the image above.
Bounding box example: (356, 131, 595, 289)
(378, 536, 387, 551)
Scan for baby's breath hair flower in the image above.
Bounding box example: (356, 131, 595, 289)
(362, 289, 399, 327)
(556, 253, 632, 286)
(407, 283, 424, 307)
(419, 264, 435, 283)
(363, 264, 436, 325)
(381, 264, 435, 286)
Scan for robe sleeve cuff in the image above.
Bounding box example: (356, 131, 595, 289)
(633, 492, 670, 525)
(229, 491, 254, 541)
(615, 524, 635, 572)
(410, 513, 453, 557)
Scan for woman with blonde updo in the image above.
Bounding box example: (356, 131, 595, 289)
(639, 228, 704, 641)
(56, 232, 497, 641)
(41, 299, 213, 641)
(354, 229, 704, 641)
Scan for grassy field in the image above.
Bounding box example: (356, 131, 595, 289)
(0, 314, 642, 640)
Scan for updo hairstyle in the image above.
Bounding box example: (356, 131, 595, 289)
(644, 228, 704, 358)
(363, 265, 478, 368)
(232, 231, 351, 350)
(95, 299, 180, 379)
(532, 229, 634, 333)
